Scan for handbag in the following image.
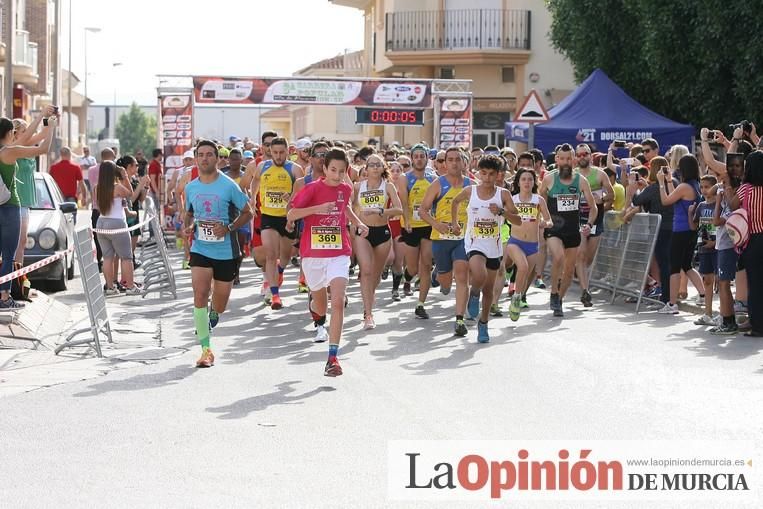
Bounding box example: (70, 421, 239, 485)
(726, 187, 750, 251)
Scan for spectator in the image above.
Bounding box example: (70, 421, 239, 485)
(711, 175, 741, 334)
(668, 144, 690, 178)
(604, 168, 625, 211)
(78, 146, 97, 192)
(641, 138, 659, 166)
(135, 149, 148, 177)
(148, 148, 163, 204)
(0, 110, 57, 310)
(91, 148, 116, 271)
(11, 117, 45, 268)
(50, 147, 87, 204)
(732, 150, 763, 337)
(657, 154, 704, 314)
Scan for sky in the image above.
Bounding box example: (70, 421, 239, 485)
(62, 0, 365, 105)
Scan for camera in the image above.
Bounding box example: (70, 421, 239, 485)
(729, 120, 752, 133)
(613, 140, 627, 148)
(661, 166, 670, 175)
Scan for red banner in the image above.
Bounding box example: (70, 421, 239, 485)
(436, 96, 473, 149)
(192, 77, 433, 108)
(159, 94, 194, 170)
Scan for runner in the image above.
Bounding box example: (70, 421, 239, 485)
(175, 152, 198, 270)
(491, 157, 516, 316)
(352, 154, 403, 329)
(574, 144, 614, 307)
(387, 160, 406, 301)
(420, 147, 472, 333)
(287, 148, 370, 376)
(183, 140, 253, 368)
(248, 136, 305, 309)
(507, 168, 553, 321)
(223, 148, 250, 285)
(539, 143, 598, 317)
(394, 144, 436, 317)
(451, 154, 521, 342)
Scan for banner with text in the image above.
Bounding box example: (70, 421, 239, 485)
(192, 77, 433, 108)
(436, 96, 473, 149)
(159, 94, 194, 170)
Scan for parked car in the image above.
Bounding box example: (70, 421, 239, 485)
(24, 173, 76, 291)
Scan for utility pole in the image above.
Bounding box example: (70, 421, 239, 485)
(4, 0, 15, 118)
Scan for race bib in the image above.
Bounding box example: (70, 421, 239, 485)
(198, 220, 224, 242)
(516, 203, 538, 222)
(412, 205, 422, 221)
(556, 194, 579, 212)
(474, 220, 498, 238)
(311, 226, 342, 250)
(592, 189, 604, 202)
(265, 191, 288, 209)
(360, 190, 384, 209)
(440, 222, 464, 240)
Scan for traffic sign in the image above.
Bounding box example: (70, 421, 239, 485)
(515, 89, 550, 123)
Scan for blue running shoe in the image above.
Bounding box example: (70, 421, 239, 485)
(209, 310, 219, 329)
(467, 293, 480, 320)
(477, 321, 490, 343)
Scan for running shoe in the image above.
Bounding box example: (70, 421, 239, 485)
(734, 300, 748, 314)
(467, 293, 480, 320)
(116, 281, 127, 293)
(271, 294, 283, 310)
(314, 325, 329, 343)
(348, 265, 355, 276)
(430, 270, 440, 288)
(440, 285, 451, 296)
(290, 256, 300, 267)
(181, 259, 190, 270)
(549, 293, 561, 311)
(0, 297, 25, 309)
(209, 310, 219, 329)
(657, 303, 679, 315)
(695, 294, 706, 306)
(553, 299, 564, 318)
(298, 282, 309, 294)
(195, 348, 215, 368)
(454, 319, 468, 337)
(364, 315, 376, 330)
(477, 321, 490, 343)
(509, 295, 521, 322)
(415, 304, 429, 319)
(233, 277, 240, 286)
(534, 278, 546, 289)
(581, 289, 593, 308)
(490, 303, 503, 317)
(520, 295, 529, 309)
(710, 323, 738, 335)
(413, 275, 420, 291)
(693, 314, 717, 326)
(645, 285, 662, 299)
(403, 281, 413, 296)
(392, 290, 401, 302)
(382, 266, 390, 280)
(324, 358, 343, 377)
(124, 286, 142, 296)
(104, 287, 121, 297)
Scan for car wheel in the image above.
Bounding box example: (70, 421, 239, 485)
(48, 260, 68, 292)
(67, 253, 75, 280)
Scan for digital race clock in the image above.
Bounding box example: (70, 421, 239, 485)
(355, 108, 425, 126)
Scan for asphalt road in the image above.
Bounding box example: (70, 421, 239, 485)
(1, 251, 761, 508)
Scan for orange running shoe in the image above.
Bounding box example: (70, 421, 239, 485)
(195, 348, 215, 368)
(324, 358, 343, 377)
(271, 294, 283, 310)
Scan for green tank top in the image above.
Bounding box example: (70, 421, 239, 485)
(0, 158, 19, 207)
(576, 166, 601, 192)
(549, 171, 581, 197)
(15, 158, 36, 207)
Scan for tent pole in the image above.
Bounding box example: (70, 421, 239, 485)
(528, 124, 535, 150)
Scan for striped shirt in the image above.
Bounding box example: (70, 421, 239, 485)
(737, 183, 763, 234)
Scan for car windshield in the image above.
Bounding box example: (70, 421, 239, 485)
(33, 178, 55, 210)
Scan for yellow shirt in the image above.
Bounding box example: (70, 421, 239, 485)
(431, 175, 470, 240)
(405, 171, 435, 228)
(259, 160, 295, 217)
(612, 182, 626, 211)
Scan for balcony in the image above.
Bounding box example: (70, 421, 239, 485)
(385, 9, 531, 66)
(13, 30, 40, 86)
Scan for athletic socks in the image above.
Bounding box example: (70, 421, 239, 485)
(456, 314, 464, 321)
(392, 271, 403, 291)
(328, 343, 339, 360)
(270, 286, 279, 296)
(193, 307, 210, 349)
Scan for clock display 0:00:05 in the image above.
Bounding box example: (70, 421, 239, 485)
(355, 108, 424, 125)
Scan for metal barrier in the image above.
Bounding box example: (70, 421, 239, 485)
(139, 198, 177, 299)
(589, 212, 662, 313)
(55, 228, 112, 357)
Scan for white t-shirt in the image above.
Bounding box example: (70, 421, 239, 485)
(79, 156, 97, 174)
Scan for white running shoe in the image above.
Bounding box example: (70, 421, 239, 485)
(658, 303, 679, 315)
(693, 313, 716, 326)
(314, 324, 329, 343)
(364, 315, 376, 330)
(124, 286, 142, 296)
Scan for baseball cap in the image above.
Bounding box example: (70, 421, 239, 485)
(218, 147, 230, 158)
(296, 138, 312, 150)
(243, 150, 254, 158)
(429, 149, 439, 159)
(229, 135, 240, 143)
(183, 150, 195, 159)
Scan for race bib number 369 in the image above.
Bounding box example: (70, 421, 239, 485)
(311, 226, 342, 250)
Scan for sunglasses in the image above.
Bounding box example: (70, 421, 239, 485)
(313, 152, 327, 158)
(367, 163, 383, 168)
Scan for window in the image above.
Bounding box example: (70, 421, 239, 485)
(440, 67, 455, 80)
(501, 66, 515, 83)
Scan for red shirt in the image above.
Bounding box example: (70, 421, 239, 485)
(738, 183, 763, 234)
(291, 179, 353, 258)
(49, 160, 83, 198)
(149, 159, 163, 178)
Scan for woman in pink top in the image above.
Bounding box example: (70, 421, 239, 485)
(288, 148, 369, 377)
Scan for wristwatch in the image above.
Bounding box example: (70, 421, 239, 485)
(497, 208, 505, 216)
(227, 223, 234, 232)
(378, 207, 384, 217)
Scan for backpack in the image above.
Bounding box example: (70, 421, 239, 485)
(726, 188, 750, 252)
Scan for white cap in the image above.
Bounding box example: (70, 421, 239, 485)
(183, 150, 195, 159)
(296, 138, 312, 150)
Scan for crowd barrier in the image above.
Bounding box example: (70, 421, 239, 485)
(589, 211, 662, 313)
(139, 198, 177, 299)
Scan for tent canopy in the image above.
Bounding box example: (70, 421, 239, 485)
(505, 69, 694, 155)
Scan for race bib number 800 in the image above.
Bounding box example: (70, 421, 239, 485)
(311, 226, 342, 250)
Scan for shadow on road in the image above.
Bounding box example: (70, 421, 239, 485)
(205, 381, 336, 419)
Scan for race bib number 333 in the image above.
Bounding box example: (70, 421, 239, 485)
(311, 226, 342, 250)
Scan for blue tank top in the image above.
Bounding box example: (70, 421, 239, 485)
(672, 180, 700, 232)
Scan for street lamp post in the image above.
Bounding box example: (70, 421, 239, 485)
(83, 26, 101, 148)
(112, 62, 122, 139)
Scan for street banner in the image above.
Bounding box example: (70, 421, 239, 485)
(159, 94, 194, 170)
(192, 77, 433, 108)
(436, 96, 473, 149)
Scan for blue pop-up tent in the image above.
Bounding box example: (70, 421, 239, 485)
(505, 69, 694, 155)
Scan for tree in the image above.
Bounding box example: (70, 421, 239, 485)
(546, 0, 763, 133)
(116, 103, 158, 156)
